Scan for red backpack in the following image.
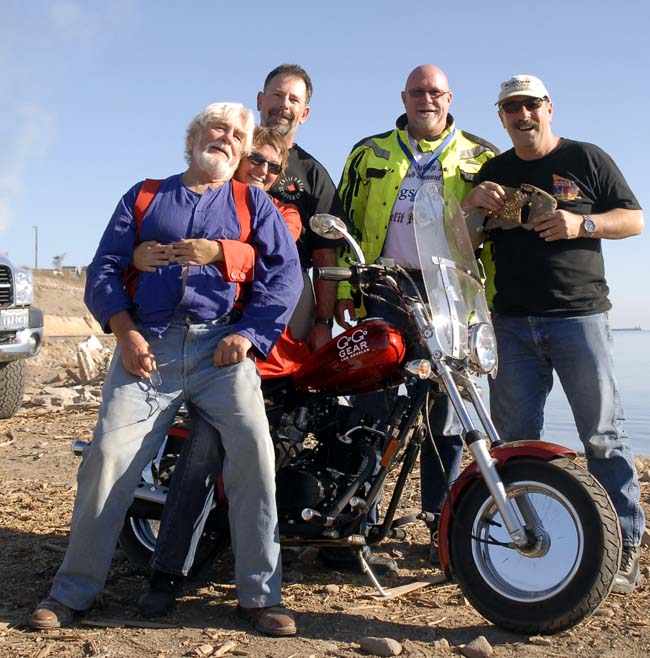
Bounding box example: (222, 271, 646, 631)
(122, 178, 252, 298)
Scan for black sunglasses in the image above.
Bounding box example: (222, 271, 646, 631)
(500, 97, 547, 114)
(246, 152, 282, 175)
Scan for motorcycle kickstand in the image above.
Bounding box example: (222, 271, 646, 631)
(358, 549, 389, 597)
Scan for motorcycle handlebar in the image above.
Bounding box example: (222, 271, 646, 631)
(313, 267, 353, 281)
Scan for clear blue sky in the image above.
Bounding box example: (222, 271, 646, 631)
(2, 0, 649, 327)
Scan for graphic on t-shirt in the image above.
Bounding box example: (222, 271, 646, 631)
(382, 162, 442, 269)
(276, 175, 305, 202)
(552, 175, 582, 202)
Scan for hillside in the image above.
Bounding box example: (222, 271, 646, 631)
(34, 270, 102, 337)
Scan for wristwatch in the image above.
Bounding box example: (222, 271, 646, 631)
(582, 215, 597, 236)
(315, 318, 334, 328)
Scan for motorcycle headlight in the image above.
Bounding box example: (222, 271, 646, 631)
(14, 268, 34, 305)
(468, 323, 497, 374)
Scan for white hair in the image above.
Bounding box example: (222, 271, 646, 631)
(184, 102, 254, 164)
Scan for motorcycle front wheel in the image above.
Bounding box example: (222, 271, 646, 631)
(449, 457, 621, 634)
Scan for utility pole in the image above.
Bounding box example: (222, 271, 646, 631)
(32, 225, 38, 270)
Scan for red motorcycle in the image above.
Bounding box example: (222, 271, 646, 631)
(78, 183, 621, 634)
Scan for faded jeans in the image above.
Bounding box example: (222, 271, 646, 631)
(151, 402, 282, 608)
(489, 312, 645, 547)
(50, 317, 280, 610)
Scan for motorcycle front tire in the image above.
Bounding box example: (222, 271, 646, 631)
(449, 457, 621, 634)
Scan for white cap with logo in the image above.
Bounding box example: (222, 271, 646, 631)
(496, 75, 550, 105)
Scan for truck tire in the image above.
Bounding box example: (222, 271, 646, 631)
(0, 361, 26, 419)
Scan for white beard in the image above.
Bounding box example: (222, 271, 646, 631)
(192, 142, 235, 180)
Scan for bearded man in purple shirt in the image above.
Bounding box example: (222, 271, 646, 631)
(29, 102, 302, 636)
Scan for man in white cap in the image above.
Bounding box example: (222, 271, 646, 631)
(464, 74, 645, 593)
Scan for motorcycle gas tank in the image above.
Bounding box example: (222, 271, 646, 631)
(293, 319, 406, 395)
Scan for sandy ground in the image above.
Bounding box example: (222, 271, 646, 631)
(0, 272, 648, 658)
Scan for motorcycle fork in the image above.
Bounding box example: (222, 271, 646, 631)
(435, 362, 530, 549)
(366, 383, 430, 545)
(462, 376, 548, 547)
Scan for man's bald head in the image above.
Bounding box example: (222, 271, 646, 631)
(401, 64, 453, 141)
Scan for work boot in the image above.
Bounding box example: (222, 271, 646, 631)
(612, 545, 641, 594)
(237, 604, 297, 637)
(29, 597, 76, 629)
(137, 570, 184, 618)
(317, 546, 398, 575)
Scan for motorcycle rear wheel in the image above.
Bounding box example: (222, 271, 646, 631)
(119, 514, 162, 573)
(118, 440, 230, 576)
(449, 457, 621, 634)
(119, 502, 230, 578)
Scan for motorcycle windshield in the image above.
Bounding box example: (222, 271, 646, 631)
(413, 183, 491, 359)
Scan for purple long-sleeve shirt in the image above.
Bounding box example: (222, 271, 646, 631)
(85, 174, 302, 358)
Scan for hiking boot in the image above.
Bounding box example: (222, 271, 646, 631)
(612, 545, 641, 594)
(29, 597, 76, 630)
(137, 570, 184, 618)
(317, 546, 398, 575)
(238, 604, 297, 637)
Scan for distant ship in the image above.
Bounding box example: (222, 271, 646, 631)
(612, 326, 643, 331)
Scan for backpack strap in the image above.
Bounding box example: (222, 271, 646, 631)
(133, 178, 163, 238)
(230, 180, 253, 310)
(231, 179, 252, 242)
(123, 178, 163, 298)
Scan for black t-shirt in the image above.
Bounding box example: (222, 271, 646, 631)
(269, 143, 345, 267)
(476, 138, 641, 316)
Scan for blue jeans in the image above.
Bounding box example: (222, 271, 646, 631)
(490, 312, 645, 547)
(151, 402, 282, 608)
(359, 281, 464, 523)
(50, 318, 280, 610)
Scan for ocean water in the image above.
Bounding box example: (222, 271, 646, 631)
(477, 330, 650, 457)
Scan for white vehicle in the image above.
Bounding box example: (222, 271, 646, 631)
(0, 256, 43, 418)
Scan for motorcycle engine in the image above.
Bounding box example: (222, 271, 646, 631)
(273, 401, 377, 525)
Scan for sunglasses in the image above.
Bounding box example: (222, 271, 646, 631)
(246, 152, 282, 175)
(500, 97, 547, 114)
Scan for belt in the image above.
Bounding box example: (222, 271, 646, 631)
(173, 308, 242, 327)
(212, 309, 241, 326)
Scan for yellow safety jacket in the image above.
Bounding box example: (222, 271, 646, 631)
(337, 114, 497, 310)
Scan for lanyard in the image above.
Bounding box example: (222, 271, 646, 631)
(397, 128, 456, 178)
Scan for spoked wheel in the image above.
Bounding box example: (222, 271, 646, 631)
(449, 457, 621, 634)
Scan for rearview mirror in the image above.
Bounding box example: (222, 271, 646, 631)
(309, 213, 347, 239)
